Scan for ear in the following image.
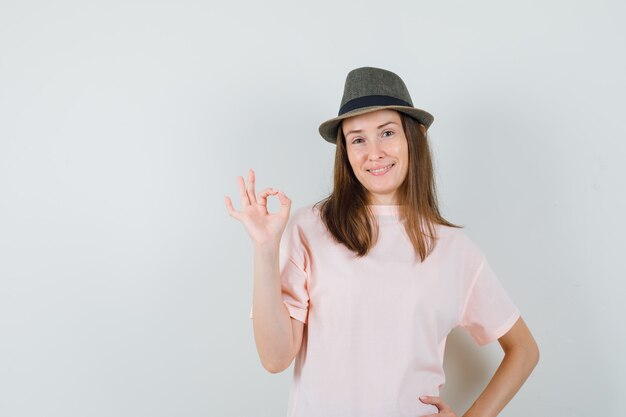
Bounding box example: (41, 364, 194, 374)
(419, 123, 427, 134)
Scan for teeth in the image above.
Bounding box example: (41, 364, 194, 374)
(369, 164, 392, 173)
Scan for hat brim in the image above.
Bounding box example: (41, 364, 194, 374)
(318, 105, 434, 144)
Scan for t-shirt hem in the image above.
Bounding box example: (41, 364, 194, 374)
(476, 308, 521, 346)
(249, 303, 308, 324)
(284, 303, 308, 323)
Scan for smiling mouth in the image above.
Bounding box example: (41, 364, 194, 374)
(367, 164, 395, 175)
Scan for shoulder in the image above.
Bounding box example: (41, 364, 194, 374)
(285, 203, 324, 232)
(434, 223, 467, 242)
(289, 203, 321, 223)
(282, 203, 325, 253)
(435, 224, 485, 260)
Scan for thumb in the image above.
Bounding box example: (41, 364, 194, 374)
(419, 396, 450, 412)
(419, 396, 437, 405)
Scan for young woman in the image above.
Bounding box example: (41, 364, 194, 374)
(225, 67, 539, 417)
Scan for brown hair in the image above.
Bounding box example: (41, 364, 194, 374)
(314, 111, 462, 262)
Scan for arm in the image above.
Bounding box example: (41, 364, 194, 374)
(225, 169, 303, 374)
(252, 243, 304, 373)
(462, 316, 540, 417)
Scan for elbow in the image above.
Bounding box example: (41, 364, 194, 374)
(260, 344, 299, 374)
(256, 346, 297, 374)
(528, 346, 540, 375)
(505, 340, 540, 371)
(524, 345, 540, 372)
(263, 359, 292, 374)
(526, 335, 540, 367)
(532, 344, 540, 367)
(261, 351, 295, 374)
(265, 365, 285, 374)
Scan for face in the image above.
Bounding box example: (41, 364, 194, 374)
(342, 109, 409, 205)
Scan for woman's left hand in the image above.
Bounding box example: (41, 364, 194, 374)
(419, 396, 458, 417)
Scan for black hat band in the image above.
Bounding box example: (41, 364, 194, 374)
(338, 95, 412, 116)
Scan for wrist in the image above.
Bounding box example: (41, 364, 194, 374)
(253, 240, 280, 254)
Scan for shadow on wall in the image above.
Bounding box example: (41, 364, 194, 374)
(441, 328, 502, 414)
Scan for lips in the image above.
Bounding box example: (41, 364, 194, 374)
(367, 163, 394, 175)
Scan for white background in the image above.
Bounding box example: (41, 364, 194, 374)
(1, 1, 624, 416)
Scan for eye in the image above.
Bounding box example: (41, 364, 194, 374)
(351, 138, 364, 144)
(382, 130, 394, 138)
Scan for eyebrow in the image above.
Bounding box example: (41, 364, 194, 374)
(344, 121, 398, 138)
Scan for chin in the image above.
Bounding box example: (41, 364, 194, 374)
(365, 182, 400, 194)
(365, 187, 399, 195)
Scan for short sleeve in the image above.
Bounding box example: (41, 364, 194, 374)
(249, 208, 310, 324)
(459, 257, 521, 346)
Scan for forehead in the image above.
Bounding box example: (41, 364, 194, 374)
(341, 109, 402, 133)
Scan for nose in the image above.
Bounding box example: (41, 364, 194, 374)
(367, 140, 385, 160)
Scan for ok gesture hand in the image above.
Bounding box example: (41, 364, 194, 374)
(224, 169, 291, 248)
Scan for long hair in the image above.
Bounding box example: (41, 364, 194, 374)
(314, 111, 462, 262)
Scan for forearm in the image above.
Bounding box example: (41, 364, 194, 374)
(462, 346, 539, 417)
(251, 243, 294, 373)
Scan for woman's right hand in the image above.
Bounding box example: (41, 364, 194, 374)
(224, 168, 291, 248)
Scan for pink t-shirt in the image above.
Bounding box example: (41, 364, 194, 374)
(250, 203, 521, 417)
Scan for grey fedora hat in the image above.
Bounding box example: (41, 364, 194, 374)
(318, 66, 434, 144)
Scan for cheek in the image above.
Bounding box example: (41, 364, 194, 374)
(390, 141, 409, 175)
(401, 146, 409, 164)
(391, 140, 406, 154)
(347, 149, 365, 166)
(395, 140, 409, 162)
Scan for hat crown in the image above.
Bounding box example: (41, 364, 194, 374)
(317, 66, 433, 144)
(340, 67, 413, 110)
